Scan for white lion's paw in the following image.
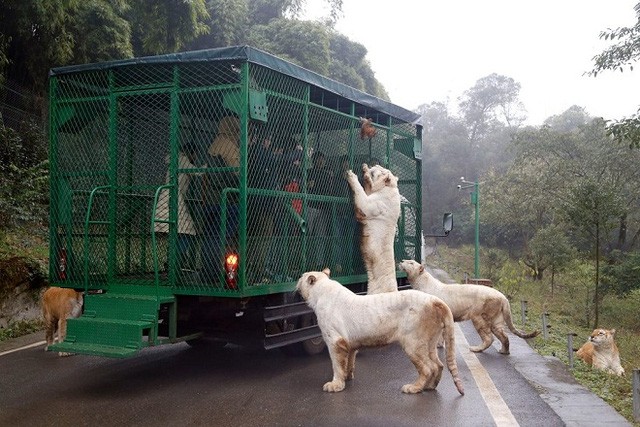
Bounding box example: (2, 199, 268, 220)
(58, 352, 74, 357)
(323, 380, 345, 392)
(469, 346, 484, 353)
(346, 170, 357, 182)
(401, 383, 423, 394)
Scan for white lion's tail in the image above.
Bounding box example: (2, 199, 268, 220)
(440, 302, 465, 395)
(503, 299, 539, 339)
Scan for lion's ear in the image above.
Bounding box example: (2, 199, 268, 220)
(419, 265, 425, 274)
(307, 274, 317, 285)
(611, 328, 616, 336)
(322, 268, 331, 277)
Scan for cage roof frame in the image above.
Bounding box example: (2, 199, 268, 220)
(50, 45, 420, 126)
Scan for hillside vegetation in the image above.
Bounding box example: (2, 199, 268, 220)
(426, 243, 639, 425)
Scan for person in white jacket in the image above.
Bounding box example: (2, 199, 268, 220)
(155, 144, 204, 270)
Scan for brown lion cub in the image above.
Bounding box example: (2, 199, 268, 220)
(42, 287, 84, 356)
(576, 328, 625, 376)
(296, 269, 464, 395)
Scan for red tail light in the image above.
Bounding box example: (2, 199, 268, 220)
(224, 252, 239, 289)
(58, 247, 67, 280)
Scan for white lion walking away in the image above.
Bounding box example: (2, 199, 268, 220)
(399, 260, 539, 354)
(346, 163, 401, 294)
(296, 269, 464, 395)
(576, 328, 625, 376)
(41, 287, 84, 356)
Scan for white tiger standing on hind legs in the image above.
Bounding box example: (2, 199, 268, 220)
(296, 268, 464, 395)
(399, 260, 539, 354)
(346, 163, 401, 294)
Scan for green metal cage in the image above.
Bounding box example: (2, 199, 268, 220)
(48, 45, 422, 300)
(47, 46, 423, 356)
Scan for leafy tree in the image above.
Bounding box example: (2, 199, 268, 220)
(601, 250, 640, 296)
(188, 0, 249, 49)
(69, 0, 133, 64)
(127, 0, 209, 56)
(0, 121, 48, 227)
(247, 18, 332, 75)
(560, 178, 624, 328)
(524, 225, 575, 288)
(458, 73, 526, 144)
(248, 0, 343, 25)
(590, 2, 640, 148)
(1, 0, 78, 91)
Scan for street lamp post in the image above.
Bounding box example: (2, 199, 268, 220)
(458, 177, 480, 278)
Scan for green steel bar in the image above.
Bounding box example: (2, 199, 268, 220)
(48, 76, 59, 281)
(167, 66, 181, 292)
(107, 71, 118, 282)
(415, 125, 423, 263)
(151, 184, 176, 289)
(386, 116, 392, 166)
(238, 62, 249, 289)
(83, 186, 112, 292)
(300, 82, 310, 270)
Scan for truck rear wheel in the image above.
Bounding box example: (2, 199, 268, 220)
(281, 314, 326, 356)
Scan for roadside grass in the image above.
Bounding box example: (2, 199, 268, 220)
(0, 224, 49, 344)
(426, 244, 640, 426)
(0, 224, 49, 262)
(0, 319, 43, 342)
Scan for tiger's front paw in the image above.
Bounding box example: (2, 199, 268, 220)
(401, 383, 423, 394)
(323, 380, 345, 392)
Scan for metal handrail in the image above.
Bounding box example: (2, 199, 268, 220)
(151, 184, 176, 302)
(82, 185, 112, 293)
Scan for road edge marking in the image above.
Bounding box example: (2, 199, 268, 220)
(455, 324, 519, 427)
(0, 340, 46, 357)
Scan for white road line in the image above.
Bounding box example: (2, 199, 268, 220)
(455, 324, 520, 427)
(0, 340, 46, 357)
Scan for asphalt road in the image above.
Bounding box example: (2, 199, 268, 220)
(0, 321, 630, 427)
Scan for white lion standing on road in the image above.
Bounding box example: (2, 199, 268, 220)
(296, 268, 464, 395)
(346, 163, 401, 294)
(399, 260, 539, 354)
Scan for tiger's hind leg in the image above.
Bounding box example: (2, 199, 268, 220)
(491, 323, 510, 354)
(469, 316, 494, 352)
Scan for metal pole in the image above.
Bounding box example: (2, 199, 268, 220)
(567, 333, 577, 369)
(633, 369, 639, 422)
(520, 300, 527, 327)
(473, 180, 480, 278)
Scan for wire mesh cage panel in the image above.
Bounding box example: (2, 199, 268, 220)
(49, 46, 422, 298)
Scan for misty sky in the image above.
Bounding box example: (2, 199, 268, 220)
(308, 0, 640, 125)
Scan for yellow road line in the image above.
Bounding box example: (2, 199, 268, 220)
(455, 324, 520, 427)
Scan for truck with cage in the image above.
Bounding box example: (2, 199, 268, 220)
(47, 45, 424, 357)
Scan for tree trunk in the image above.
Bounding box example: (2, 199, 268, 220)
(618, 213, 627, 249)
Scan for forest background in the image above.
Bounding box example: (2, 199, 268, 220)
(1, 1, 640, 423)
